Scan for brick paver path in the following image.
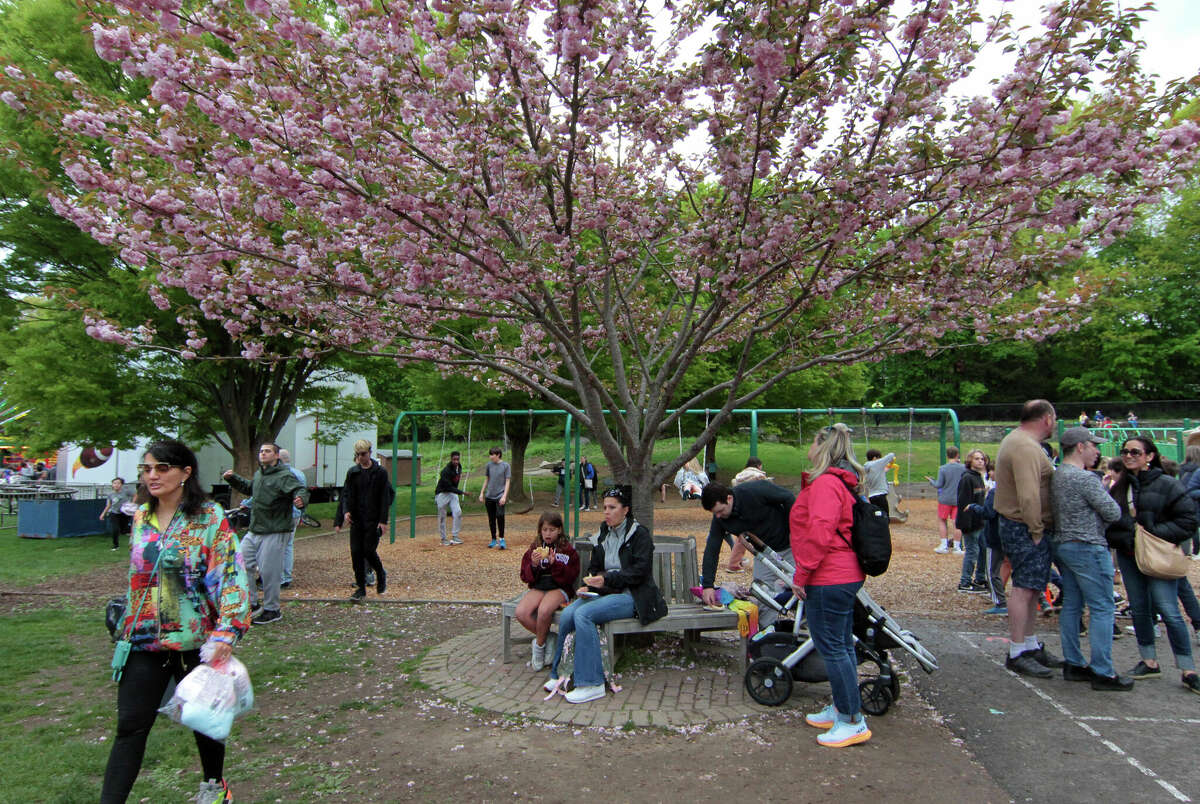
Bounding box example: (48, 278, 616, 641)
(418, 626, 805, 728)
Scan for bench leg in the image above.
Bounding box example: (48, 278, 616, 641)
(502, 612, 513, 664)
(601, 624, 615, 677)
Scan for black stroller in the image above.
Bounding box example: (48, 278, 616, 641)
(739, 534, 938, 715)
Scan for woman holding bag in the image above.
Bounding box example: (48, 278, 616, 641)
(1105, 435, 1199, 692)
(101, 440, 251, 804)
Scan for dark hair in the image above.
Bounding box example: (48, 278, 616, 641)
(1020, 399, 1055, 423)
(865, 449, 881, 461)
(112, 476, 126, 486)
(1122, 436, 1162, 470)
(1162, 458, 1178, 477)
(260, 441, 280, 453)
(744, 457, 763, 469)
(142, 439, 207, 517)
(945, 446, 959, 459)
(700, 482, 732, 511)
(489, 446, 502, 456)
(450, 451, 460, 458)
(532, 511, 569, 551)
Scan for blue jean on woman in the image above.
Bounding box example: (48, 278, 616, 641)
(548, 592, 636, 687)
(959, 528, 987, 586)
(1052, 540, 1117, 678)
(806, 581, 864, 722)
(1116, 552, 1195, 672)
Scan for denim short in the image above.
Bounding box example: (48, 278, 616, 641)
(998, 515, 1051, 590)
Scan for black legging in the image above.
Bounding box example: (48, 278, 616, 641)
(101, 649, 224, 803)
(107, 512, 131, 548)
(869, 493, 889, 517)
(350, 520, 386, 591)
(484, 498, 506, 540)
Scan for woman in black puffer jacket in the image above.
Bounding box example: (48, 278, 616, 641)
(1106, 436, 1199, 692)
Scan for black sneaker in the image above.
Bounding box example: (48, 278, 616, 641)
(1183, 674, 1200, 695)
(1031, 643, 1065, 669)
(280, 582, 292, 590)
(252, 609, 282, 625)
(376, 569, 387, 595)
(350, 588, 366, 604)
(969, 582, 990, 594)
(956, 582, 974, 593)
(1005, 651, 1053, 678)
(1063, 663, 1094, 682)
(1091, 674, 1134, 692)
(1128, 661, 1162, 679)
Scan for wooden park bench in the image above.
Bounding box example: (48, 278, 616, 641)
(500, 534, 747, 675)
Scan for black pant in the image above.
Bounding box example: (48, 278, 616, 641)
(350, 520, 385, 591)
(484, 498, 505, 540)
(869, 493, 889, 517)
(100, 649, 224, 803)
(107, 513, 131, 548)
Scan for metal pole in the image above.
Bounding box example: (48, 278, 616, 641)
(406, 418, 419, 543)
(750, 409, 759, 459)
(389, 411, 405, 543)
(562, 414, 573, 538)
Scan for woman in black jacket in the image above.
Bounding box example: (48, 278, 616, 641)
(1106, 436, 1200, 692)
(543, 486, 667, 704)
(955, 450, 989, 593)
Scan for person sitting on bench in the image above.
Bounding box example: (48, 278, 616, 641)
(543, 486, 667, 703)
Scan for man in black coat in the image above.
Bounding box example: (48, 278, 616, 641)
(335, 440, 393, 602)
(699, 480, 795, 624)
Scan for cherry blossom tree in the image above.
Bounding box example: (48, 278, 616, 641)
(3, 0, 1198, 522)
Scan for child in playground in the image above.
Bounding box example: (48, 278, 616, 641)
(926, 446, 966, 554)
(516, 512, 580, 672)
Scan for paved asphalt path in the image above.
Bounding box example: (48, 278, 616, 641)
(907, 615, 1200, 803)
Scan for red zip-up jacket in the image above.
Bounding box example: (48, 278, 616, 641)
(789, 466, 865, 588)
(519, 542, 581, 599)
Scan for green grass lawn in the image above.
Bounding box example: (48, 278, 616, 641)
(0, 528, 124, 586)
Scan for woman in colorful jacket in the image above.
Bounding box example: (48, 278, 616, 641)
(789, 423, 871, 748)
(100, 439, 251, 804)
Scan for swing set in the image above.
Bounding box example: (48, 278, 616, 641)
(388, 406, 960, 543)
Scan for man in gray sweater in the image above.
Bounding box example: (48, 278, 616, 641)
(1050, 426, 1132, 691)
(926, 447, 966, 554)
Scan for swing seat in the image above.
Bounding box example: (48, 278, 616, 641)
(886, 488, 909, 524)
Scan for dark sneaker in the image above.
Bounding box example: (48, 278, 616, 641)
(969, 582, 990, 594)
(252, 609, 282, 625)
(1128, 661, 1162, 679)
(280, 582, 292, 589)
(1031, 643, 1065, 669)
(376, 570, 387, 595)
(1063, 663, 1094, 682)
(1006, 651, 1053, 678)
(956, 582, 974, 593)
(1184, 674, 1200, 695)
(1090, 674, 1134, 692)
(350, 588, 366, 604)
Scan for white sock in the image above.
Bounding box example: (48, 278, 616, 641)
(1009, 642, 1026, 659)
(1024, 636, 1040, 651)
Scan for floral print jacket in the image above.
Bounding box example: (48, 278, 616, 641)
(121, 500, 251, 651)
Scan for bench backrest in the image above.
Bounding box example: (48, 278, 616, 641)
(572, 533, 699, 605)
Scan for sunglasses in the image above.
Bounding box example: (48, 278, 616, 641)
(137, 463, 177, 474)
(1119, 449, 1144, 457)
(602, 487, 629, 505)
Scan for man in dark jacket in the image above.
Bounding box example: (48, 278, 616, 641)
(336, 440, 393, 602)
(434, 451, 464, 545)
(224, 442, 309, 624)
(700, 480, 795, 624)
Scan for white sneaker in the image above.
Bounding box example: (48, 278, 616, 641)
(934, 544, 950, 554)
(543, 676, 560, 692)
(564, 684, 605, 703)
(530, 641, 545, 671)
(953, 544, 965, 554)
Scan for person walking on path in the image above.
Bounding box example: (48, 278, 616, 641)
(100, 477, 135, 550)
(578, 456, 597, 511)
(927, 447, 966, 554)
(1105, 435, 1200, 692)
(435, 451, 465, 545)
(994, 399, 1064, 678)
(955, 450, 990, 593)
(479, 447, 511, 548)
(335, 440, 392, 603)
(224, 442, 307, 625)
(1050, 427, 1131, 691)
(789, 423, 872, 748)
(278, 449, 306, 589)
(100, 439, 250, 804)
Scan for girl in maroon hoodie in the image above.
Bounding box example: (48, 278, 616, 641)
(515, 511, 580, 671)
(790, 423, 871, 749)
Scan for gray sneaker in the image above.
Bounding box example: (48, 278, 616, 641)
(1005, 651, 1053, 678)
(195, 778, 231, 803)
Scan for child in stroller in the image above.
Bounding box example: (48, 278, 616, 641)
(739, 533, 938, 714)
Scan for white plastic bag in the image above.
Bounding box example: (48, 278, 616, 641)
(159, 654, 254, 742)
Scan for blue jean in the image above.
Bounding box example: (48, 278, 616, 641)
(959, 528, 987, 586)
(1053, 540, 1117, 678)
(282, 517, 298, 584)
(1175, 578, 1200, 627)
(1116, 552, 1195, 672)
(806, 581, 864, 722)
(548, 592, 635, 687)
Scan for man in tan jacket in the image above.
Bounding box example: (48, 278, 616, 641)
(994, 399, 1064, 678)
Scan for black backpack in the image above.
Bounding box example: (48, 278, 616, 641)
(843, 496, 892, 576)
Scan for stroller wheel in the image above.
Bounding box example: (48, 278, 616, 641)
(745, 657, 793, 706)
(859, 678, 893, 716)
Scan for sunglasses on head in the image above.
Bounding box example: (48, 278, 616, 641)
(137, 463, 177, 474)
(602, 487, 629, 505)
(1119, 448, 1144, 457)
